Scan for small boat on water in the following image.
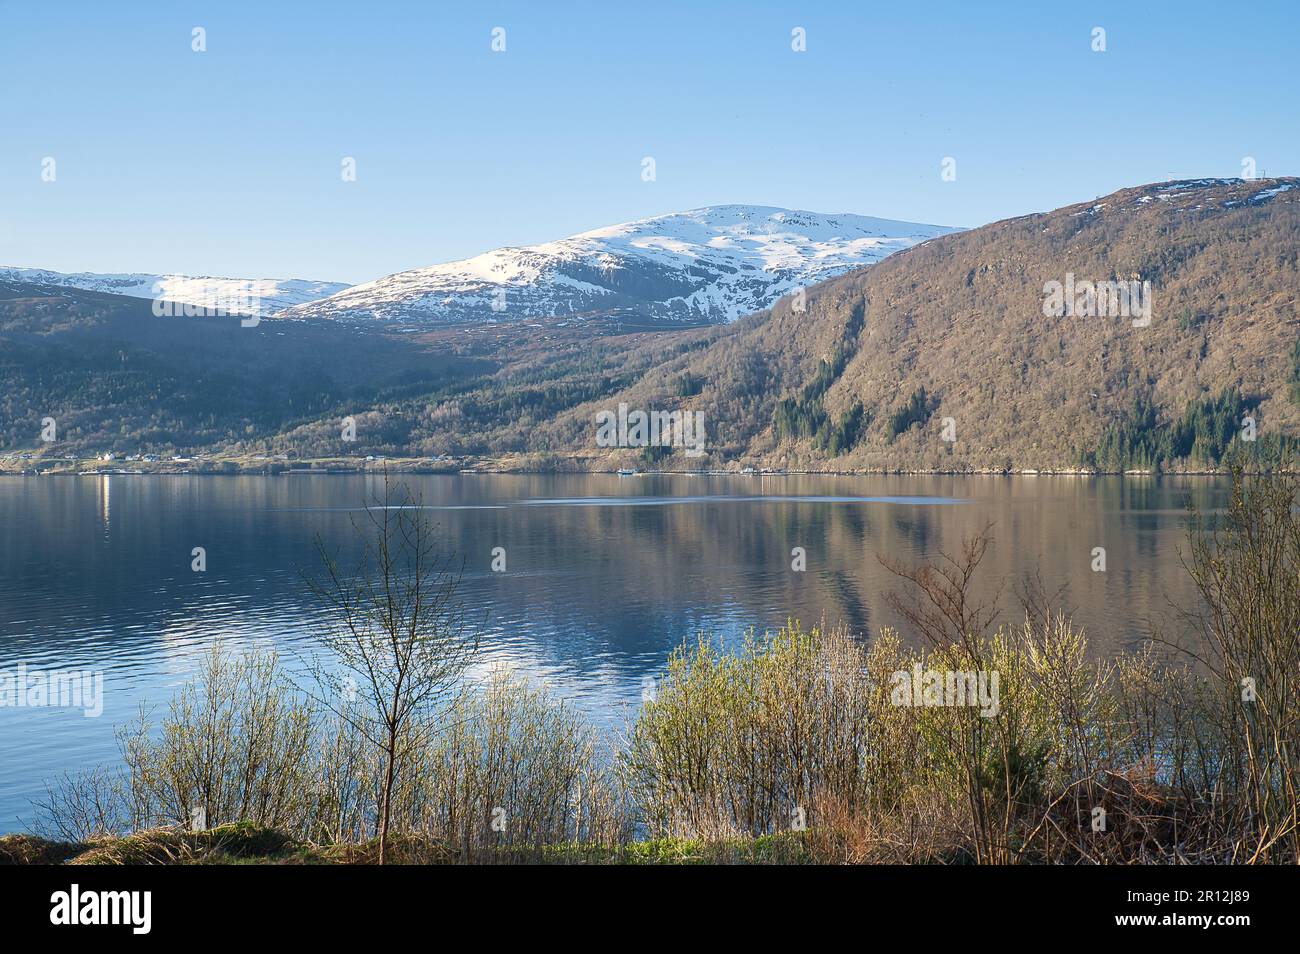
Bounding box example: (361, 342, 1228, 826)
(617, 468, 639, 477)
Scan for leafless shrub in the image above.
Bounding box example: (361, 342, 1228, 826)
(1182, 458, 1300, 862)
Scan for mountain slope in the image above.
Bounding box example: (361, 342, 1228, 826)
(286, 205, 957, 326)
(0, 267, 349, 317)
(528, 178, 1300, 472)
(0, 279, 488, 455)
(0, 278, 704, 459)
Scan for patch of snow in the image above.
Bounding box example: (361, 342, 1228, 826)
(0, 267, 349, 316)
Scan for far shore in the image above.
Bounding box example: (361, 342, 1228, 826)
(0, 453, 1247, 479)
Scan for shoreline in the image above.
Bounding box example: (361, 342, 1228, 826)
(0, 457, 1250, 479)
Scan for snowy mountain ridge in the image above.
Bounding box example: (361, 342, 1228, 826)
(3, 205, 958, 326)
(285, 205, 959, 326)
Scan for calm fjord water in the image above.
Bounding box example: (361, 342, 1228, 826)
(0, 473, 1224, 830)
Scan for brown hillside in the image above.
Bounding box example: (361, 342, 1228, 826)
(536, 178, 1300, 472)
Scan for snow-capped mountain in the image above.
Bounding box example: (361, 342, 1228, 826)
(0, 266, 349, 317)
(286, 206, 959, 326)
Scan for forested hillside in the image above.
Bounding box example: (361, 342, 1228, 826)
(531, 178, 1300, 472)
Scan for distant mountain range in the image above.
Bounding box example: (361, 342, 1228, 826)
(2, 206, 954, 327)
(0, 268, 349, 317)
(284, 206, 957, 326)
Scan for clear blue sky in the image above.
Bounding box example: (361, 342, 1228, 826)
(1, 0, 1295, 284)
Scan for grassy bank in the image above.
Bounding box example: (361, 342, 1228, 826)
(1, 822, 819, 866)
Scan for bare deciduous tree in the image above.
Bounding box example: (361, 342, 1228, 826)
(878, 522, 1002, 654)
(308, 474, 479, 864)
